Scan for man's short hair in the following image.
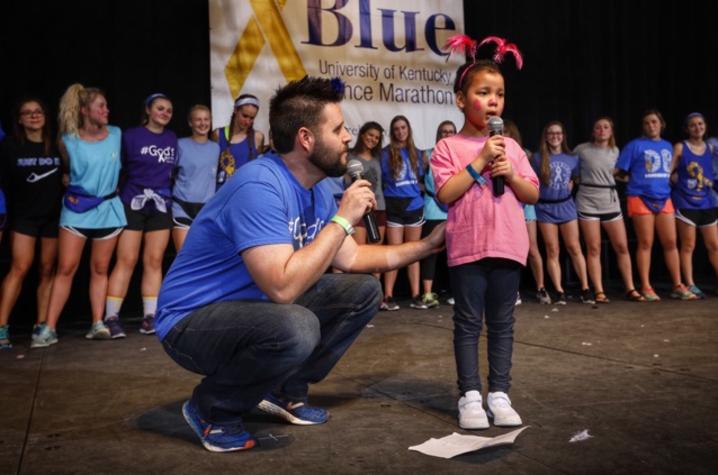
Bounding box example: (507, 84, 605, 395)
(269, 76, 344, 154)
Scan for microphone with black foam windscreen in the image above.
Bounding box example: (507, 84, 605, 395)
(488, 116, 505, 197)
(346, 159, 381, 243)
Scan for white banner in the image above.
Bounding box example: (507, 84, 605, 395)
(210, 0, 465, 150)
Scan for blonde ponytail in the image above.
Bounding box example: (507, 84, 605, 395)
(58, 83, 105, 137)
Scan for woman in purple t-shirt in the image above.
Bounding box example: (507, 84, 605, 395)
(103, 93, 178, 337)
(534, 121, 593, 305)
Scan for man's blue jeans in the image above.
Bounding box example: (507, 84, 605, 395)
(162, 273, 382, 424)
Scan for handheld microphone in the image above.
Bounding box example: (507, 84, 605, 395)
(346, 160, 381, 243)
(488, 116, 505, 197)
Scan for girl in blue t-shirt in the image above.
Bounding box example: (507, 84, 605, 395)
(380, 115, 425, 310)
(213, 94, 265, 188)
(616, 110, 696, 301)
(33, 84, 127, 348)
(534, 121, 593, 304)
(172, 105, 219, 251)
(103, 94, 178, 338)
(419, 120, 456, 309)
(670, 112, 718, 298)
(504, 120, 549, 305)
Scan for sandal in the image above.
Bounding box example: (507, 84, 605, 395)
(594, 291, 610, 303)
(625, 289, 646, 302)
(640, 288, 660, 302)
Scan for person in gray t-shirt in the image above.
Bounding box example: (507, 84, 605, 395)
(344, 121, 386, 247)
(574, 117, 642, 302)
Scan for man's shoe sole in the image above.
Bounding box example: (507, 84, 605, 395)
(256, 399, 326, 425)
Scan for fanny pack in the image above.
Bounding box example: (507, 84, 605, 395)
(580, 183, 616, 189)
(639, 195, 669, 213)
(64, 185, 117, 213)
(538, 195, 572, 204)
(174, 197, 205, 219)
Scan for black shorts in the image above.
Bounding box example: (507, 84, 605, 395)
(124, 204, 173, 232)
(0, 214, 6, 230)
(676, 207, 718, 227)
(385, 198, 424, 227)
(12, 215, 60, 238)
(355, 209, 387, 228)
(62, 225, 124, 240)
(577, 210, 623, 223)
(172, 216, 193, 229)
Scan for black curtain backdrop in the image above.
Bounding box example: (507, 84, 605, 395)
(465, 0, 718, 150)
(0, 1, 716, 321)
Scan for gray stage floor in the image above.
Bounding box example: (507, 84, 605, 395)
(2, 293, 717, 474)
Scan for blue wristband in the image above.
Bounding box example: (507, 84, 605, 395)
(465, 164, 487, 185)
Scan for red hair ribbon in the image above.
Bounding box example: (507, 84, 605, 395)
(444, 34, 478, 62)
(478, 36, 524, 70)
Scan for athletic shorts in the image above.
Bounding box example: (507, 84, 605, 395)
(385, 198, 424, 228)
(0, 214, 7, 231)
(172, 216, 193, 230)
(577, 210, 623, 222)
(12, 215, 60, 238)
(61, 225, 124, 240)
(356, 210, 387, 228)
(124, 204, 173, 232)
(675, 207, 718, 227)
(627, 196, 674, 217)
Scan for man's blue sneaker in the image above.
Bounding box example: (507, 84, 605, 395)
(257, 393, 329, 425)
(182, 401, 255, 453)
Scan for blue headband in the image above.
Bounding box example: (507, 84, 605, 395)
(145, 93, 169, 108)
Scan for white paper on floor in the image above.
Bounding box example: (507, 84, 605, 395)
(569, 429, 593, 443)
(409, 426, 529, 458)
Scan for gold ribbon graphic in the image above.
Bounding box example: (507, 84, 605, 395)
(225, 0, 307, 99)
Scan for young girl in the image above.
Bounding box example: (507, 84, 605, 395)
(32, 84, 126, 347)
(616, 110, 696, 301)
(671, 112, 718, 298)
(534, 122, 594, 304)
(503, 120, 549, 304)
(172, 105, 219, 251)
(575, 117, 642, 302)
(432, 36, 538, 429)
(419, 120, 456, 308)
(213, 94, 265, 188)
(380, 115, 425, 310)
(0, 98, 63, 349)
(103, 93, 178, 337)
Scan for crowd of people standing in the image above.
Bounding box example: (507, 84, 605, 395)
(0, 83, 716, 353)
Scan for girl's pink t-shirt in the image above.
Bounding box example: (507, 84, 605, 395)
(431, 133, 539, 267)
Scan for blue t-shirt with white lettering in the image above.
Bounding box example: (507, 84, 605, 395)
(616, 137, 673, 199)
(155, 152, 338, 340)
(381, 146, 424, 211)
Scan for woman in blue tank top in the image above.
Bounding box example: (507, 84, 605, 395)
(213, 94, 265, 188)
(671, 112, 718, 298)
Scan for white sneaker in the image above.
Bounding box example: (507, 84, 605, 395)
(458, 390, 489, 429)
(487, 391, 522, 426)
(85, 321, 111, 340)
(515, 292, 522, 306)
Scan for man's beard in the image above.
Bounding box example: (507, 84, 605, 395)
(308, 137, 348, 177)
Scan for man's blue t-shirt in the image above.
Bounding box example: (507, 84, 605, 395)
(155, 152, 338, 340)
(616, 137, 673, 199)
